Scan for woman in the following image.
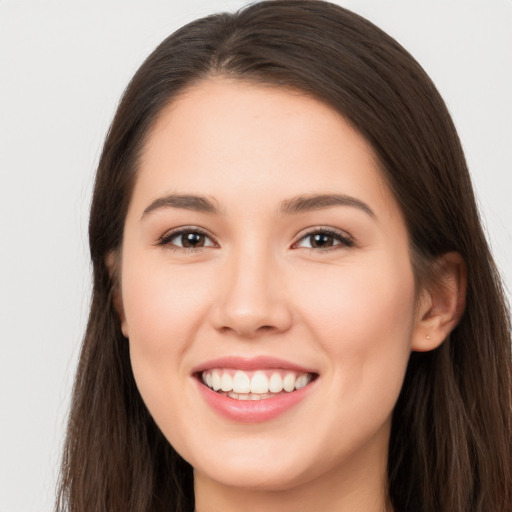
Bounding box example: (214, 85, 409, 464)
(56, 1, 512, 511)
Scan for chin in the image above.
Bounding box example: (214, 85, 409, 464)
(178, 423, 344, 494)
(193, 455, 317, 492)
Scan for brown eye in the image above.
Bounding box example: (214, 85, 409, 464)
(159, 229, 216, 250)
(295, 229, 354, 250)
(309, 233, 336, 248)
(181, 232, 206, 248)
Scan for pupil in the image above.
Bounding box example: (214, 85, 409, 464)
(183, 232, 203, 247)
(312, 233, 332, 248)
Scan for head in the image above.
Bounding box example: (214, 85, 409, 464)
(58, 2, 512, 512)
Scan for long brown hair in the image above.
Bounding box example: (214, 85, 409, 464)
(56, 1, 512, 511)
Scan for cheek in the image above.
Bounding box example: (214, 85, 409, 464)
(296, 254, 415, 331)
(122, 257, 212, 349)
(292, 255, 416, 405)
(120, 255, 214, 412)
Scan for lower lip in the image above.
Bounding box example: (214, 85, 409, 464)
(196, 378, 315, 423)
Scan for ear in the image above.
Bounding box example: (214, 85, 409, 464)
(105, 251, 129, 338)
(411, 252, 467, 352)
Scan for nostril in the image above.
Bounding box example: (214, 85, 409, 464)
(258, 325, 276, 332)
(217, 324, 280, 337)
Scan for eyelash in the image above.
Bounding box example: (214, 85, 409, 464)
(156, 226, 355, 252)
(157, 227, 217, 252)
(293, 227, 355, 251)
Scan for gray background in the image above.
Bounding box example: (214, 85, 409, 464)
(1, 1, 511, 510)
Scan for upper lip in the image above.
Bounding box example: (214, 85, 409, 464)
(192, 356, 318, 375)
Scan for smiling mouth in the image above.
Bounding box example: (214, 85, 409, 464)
(199, 369, 317, 400)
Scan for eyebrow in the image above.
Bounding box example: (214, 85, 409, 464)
(142, 192, 375, 218)
(280, 194, 375, 217)
(142, 194, 219, 217)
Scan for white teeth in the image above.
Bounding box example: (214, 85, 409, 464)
(201, 368, 314, 398)
(233, 371, 251, 394)
(268, 372, 283, 393)
(283, 373, 296, 392)
(220, 373, 233, 392)
(251, 371, 269, 394)
(212, 370, 221, 391)
(295, 374, 308, 390)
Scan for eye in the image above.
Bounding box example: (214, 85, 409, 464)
(294, 228, 354, 250)
(158, 228, 217, 250)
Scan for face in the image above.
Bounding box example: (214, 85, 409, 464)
(118, 79, 422, 494)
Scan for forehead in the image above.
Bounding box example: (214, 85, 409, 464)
(133, 78, 399, 222)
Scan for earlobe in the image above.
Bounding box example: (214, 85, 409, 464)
(105, 251, 129, 338)
(411, 252, 467, 352)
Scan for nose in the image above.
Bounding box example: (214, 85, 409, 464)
(210, 247, 293, 338)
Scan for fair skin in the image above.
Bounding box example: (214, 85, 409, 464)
(113, 79, 465, 512)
